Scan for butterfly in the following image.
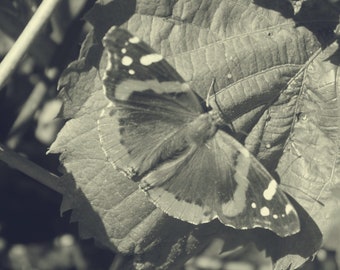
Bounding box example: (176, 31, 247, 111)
(98, 26, 300, 237)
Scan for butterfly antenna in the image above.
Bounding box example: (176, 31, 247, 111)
(212, 79, 225, 116)
(206, 78, 216, 108)
(206, 78, 223, 114)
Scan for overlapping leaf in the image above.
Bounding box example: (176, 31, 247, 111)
(48, 0, 340, 269)
(276, 41, 340, 268)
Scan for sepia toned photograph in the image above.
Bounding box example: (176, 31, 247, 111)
(0, 0, 338, 269)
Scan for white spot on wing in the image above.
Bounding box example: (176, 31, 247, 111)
(121, 48, 127, 54)
(115, 79, 183, 100)
(263, 180, 278, 201)
(129, 36, 140, 44)
(106, 52, 113, 71)
(140, 54, 163, 66)
(221, 179, 249, 217)
(260, 206, 270, 216)
(273, 214, 278, 219)
(128, 69, 135, 75)
(237, 146, 250, 159)
(251, 202, 256, 208)
(285, 204, 294, 215)
(221, 137, 251, 217)
(99, 109, 106, 117)
(121, 56, 133, 66)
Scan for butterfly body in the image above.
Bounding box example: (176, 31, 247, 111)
(98, 26, 300, 237)
(184, 111, 219, 145)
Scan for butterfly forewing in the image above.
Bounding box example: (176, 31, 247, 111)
(98, 90, 200, 178)
(102, 26, 202, 113)
(103, 26, 184, 83)
(99, 26, 301, 237)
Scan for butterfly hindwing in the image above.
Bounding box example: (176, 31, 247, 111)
(212, 131, 299, 235)
(99, 26, 300, 237)
(140, 129, 300, 237)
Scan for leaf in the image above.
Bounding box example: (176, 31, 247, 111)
(48, 0, 335, 268)
(276, 41, 340, 268)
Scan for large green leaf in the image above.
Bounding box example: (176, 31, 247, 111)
(49, 0, 340, 269)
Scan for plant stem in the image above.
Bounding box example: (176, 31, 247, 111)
(109, 254, 132, 270)
(0, 0, 62, 89)
(0, 143, 63, 194)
